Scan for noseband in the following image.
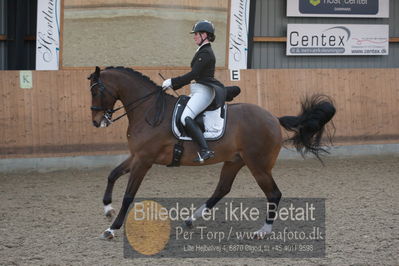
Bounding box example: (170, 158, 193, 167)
(90, 79, 162, 124)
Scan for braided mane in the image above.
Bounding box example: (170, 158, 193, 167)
(104, 66, 161, 89)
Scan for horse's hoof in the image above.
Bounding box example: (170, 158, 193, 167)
(253, 223, 272, 239)
(104, 204, 116, 218)
(105, 208, 116, 218)
(100, 229, 115, 240)
(185, 219, 193, 228)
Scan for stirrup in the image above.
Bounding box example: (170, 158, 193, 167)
(194, 150, 215, 163)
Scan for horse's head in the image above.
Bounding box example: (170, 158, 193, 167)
(88, 66, 118, 128)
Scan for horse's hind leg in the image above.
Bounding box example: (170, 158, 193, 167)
(253, 171, 282, 236)
(244, 156, 282, 236)
(103, 156, 133, 218)
(186, 157, 245, 226)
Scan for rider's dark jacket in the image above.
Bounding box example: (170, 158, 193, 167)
(171, 43, 225, 109)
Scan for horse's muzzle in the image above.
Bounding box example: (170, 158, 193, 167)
(92, 120, 101, 128)
(92, 110, 113, 128)
(92, 118, 111, 128)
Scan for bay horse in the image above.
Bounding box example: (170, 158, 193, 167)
(88, 66, 336, 239)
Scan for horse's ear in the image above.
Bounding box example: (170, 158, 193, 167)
(95, 66, 101, 77)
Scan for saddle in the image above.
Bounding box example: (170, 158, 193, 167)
(167, 86, 240, 167)
(171, 95, 227, 141)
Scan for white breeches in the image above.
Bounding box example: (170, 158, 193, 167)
(181, 83, 215, 126)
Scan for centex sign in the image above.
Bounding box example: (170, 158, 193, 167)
(286, 24, 389, 56)
(290, 29, 346, 47)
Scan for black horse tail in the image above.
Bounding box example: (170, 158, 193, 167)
(278, 94, 336, 161)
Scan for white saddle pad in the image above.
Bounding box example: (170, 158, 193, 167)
(172, 104, 227, 141)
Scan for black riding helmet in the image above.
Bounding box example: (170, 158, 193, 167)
(191, 20, 216, 42)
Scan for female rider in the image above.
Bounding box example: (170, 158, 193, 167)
(162, 20, 225, 163)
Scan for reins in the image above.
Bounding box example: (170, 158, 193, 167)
(112, 89, 161, 123)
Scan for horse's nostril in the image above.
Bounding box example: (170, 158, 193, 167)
(93, 120, 99, 127)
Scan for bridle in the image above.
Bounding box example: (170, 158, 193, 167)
(90, 78, 164, 125)
(90, 80, 120, 124)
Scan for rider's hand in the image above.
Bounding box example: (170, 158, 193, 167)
(162, 79, 172, 91)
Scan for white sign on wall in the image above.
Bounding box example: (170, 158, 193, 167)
(287, 0, 389, 18)
(287, 24, 389, 56)
(36, 0, 61, 70)
(20, 71, 33, 89)
(228, 0, 250, 69)
(230, 69, 241, 81)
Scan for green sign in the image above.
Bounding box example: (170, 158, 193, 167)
(19, 71, 33, 89)
(309, 0, 320, 7)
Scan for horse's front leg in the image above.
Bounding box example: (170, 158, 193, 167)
(103, 156, 133, 218)
(101, 156, 152, 239)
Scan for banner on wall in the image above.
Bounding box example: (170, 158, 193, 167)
(36, 0, 61, 70)
(287, 24, 389, 56)
(287, 0, 389, 18)
(228, 0, 250, 69)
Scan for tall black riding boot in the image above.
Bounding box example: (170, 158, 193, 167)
(184, 117, 215, 163)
